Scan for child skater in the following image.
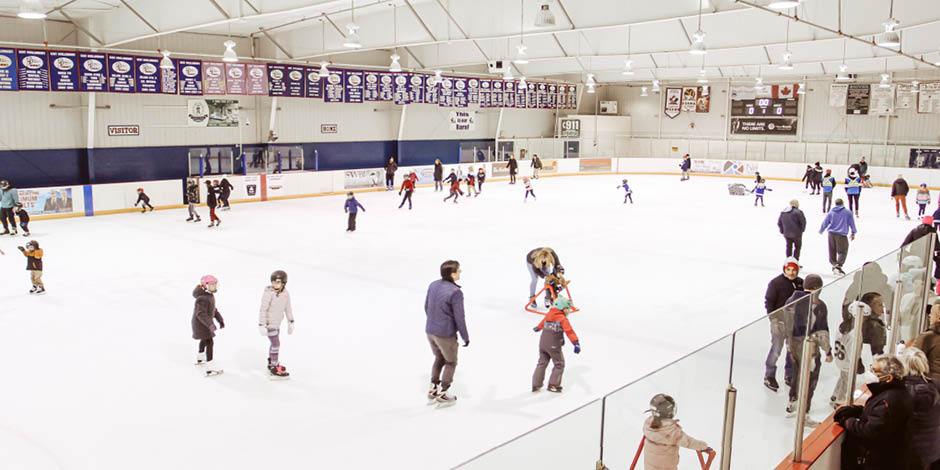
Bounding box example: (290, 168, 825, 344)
(14, 202, 29, 236)
(751, 178, 772, 207)
(205, 180, 221, 228)
(643, 394, 712, 470)
(17, 240, 43, 294)
(185, 179, 201, 223)
(192, 274, 224, 376)
(344, 192, 366, 232)
(617, 179, 634, 204)
(916, 183, 931, 217)
(444, 173, 463, 204)
(466, 168, 478, 197)
(258, 270, 294, 379)
(398, 173, 416, 210)
(532, 296, 580, 393)
(135, 188, 154, 213)
(476, 167, 486, 193)
(523, 177, 536, 202)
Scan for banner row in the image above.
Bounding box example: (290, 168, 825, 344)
(0, 48, 578, 109)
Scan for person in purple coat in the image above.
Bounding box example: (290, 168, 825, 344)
(425, 260, 469, 407)
(344, 192, 365, 232)
(819, 198, 857, 276)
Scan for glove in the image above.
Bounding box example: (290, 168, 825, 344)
(573, 343, 581, 354)
(833, 405, 863, 425)
(258, 325, 267, 336)
(17, 246, 25, 252)
(463, 340, 470, 347)
(218, 320, 225, 329)
(533, 327, 540, 333)
(288, 321, 295, 335)
(398, 191, 402, 196)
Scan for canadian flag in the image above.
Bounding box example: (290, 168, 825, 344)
(775, 84, 796, 99)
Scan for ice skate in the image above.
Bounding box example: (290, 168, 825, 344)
(803, 416, 820, 427)
(427, 383, 441, 402)
(764, 377, 779, 392)
(22, 232, 29, 237)
(186, 216, 193, 222)
(268, 363, 290, 380)
(34, 287, 45, 295)
(195, 217, 201, 222)
(785, 400, 796, 417)
(28, 286, 37, 294)
(0, 230, 9, 236)
(435, 390, 457, 408)
(547, 385, 563, 393)
(215, 220, 221, 227)
(205, 362, 223, 376)
(532, 386, 541, 393)
(195, 352, 207, 365)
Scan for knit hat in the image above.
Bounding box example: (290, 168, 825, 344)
(553, 296, 572, 311)
(804, 274, 823, 291)
(783, 257, 800, 273)
(923, 216, 934, 225)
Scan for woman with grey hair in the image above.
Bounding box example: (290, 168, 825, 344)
(899, 347, 940, 470)
(835, 354, 914, 470)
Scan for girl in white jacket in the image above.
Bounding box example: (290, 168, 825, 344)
(642, 394, 711, 470)
(259, 270, 294, 378)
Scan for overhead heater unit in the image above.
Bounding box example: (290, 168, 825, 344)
(487, 60, 507, 74)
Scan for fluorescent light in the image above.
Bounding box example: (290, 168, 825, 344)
(778, 51, 793, 70)
(160, 50, 173, 70)
(17, 0, 46, 19)
(518, 76, 527, 89)
(389, 53, 402, 72)
(689, 30, 707, 55)
(879, 73, 892, 89)
(876, 18, 900, 48)
(502, 66, 513, 81)
(222, 40, 238, 63)
(640, 86, 649, 97)
(796, 82, 805, 94)
(343, 24, 362, 49)
(768, 0, 801, 9)
(318, 62, 330, 78)
(621, 60, 634, 76)
(535, 1, 555, 27)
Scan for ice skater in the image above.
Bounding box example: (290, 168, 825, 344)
(433, 159, 444, 192)
(507, 154, 519, 184)
(532, 296, 580, 393)
(425, 260, 469, 407)
(258, 270, 294, 379)
(398, 173, 415, 209)
(783, 274, 831, 426)
(821, 169, 837, 213)
(344, 192, 365, 232)
(218, 178, 234, 210)
(819, 198, 857, 276)
(444, 172, 462, 204)
(385, 157, 398, 190)
(679, 154, 691, 181)
(916, 183, 930, 217)
(891, 174, 911, 220)
(205, 180, 221, 228)
(616, 179, 633, 204)
(135, 188, 154, 213)
(802, 165, 814, 192)
(526, 247, 564, 308)
(466, 168, 478, 197)
(14, 203, 29, 236)
(192, 274, 224, 376)
(750, 179, 772, 207)
(523, 177, 536, 202)
(642, 394, 712, 470)
(17, 240, 43, 294)
(185, 179, 201, 223)
(531, 154, 543, 179)
(476, 167, 486, 193)
(0, 179, 19, 235)
(845, 169, 862, 217)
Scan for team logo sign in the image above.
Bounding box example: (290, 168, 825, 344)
(269, 69, 284, 80)
(53, 57, 74, 70)
(22, 55, 44, 69)
(329, 73, 341, 84)
(139, 62, 157, 75)
(395, 75, 407, 86)
(228, 67, 243, 79)
(381, 75, 392, 85)
(0, 56, 12, 68)
(182, 65, 199, 77)
(288, 69, 302, 81)
(366, 74, 378, 84)
(112, 60, 131, 74)
(205, 66, 222, 78)
(348, 74, 362, 86)
(249, 67, 264, 79)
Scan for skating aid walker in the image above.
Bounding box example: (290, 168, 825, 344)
(524, 278, 580, 315)
(626, 437, 716, 470)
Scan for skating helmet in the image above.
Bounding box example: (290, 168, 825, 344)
(26, 240, 39, 250)
(200, 274, 219, 286)
(648, 394, 676, 419)
(553, 296, 572, 311)
(136, 187, 143, 192)
(0, 180, 8, 189)
(847, 300, 872, 318)
(271, 270, 288, 285)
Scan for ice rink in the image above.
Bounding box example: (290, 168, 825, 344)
(0, 173, 919, 469)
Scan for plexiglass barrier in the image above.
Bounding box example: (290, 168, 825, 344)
(454, 235, 935, 469)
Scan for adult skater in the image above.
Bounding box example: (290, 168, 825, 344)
(811, 162, 824, 195)
(819, 198, 857, 276)
(891, 174, 911, 220)
(845, 169, 863, 217)
(205, 180, 221, 228)
(617, 179, 634, 204)
(17, 240, 43, 294)
(219, 177, 234, 210)
(784, 274, 831, 426)
(192, 275, 224, 376)
(642, 394, 712, 470)
(0, 179, 20, 235)
(385, 157, 398, 190)
(778, 200, 806, 260)
(764, 257, 803, 392)
(425, 260, 469, 406)
(531, 154, 543, 179)
(750, 179, 772, 207)
(902, 216, 939, 248)
(344, 192, 365, 232)
(135, 188, 154, 213)
(526, 247, 564, 308)
(258, 270, 294, 379)
(523, 177, 536, 202)
(507, 154, 519, 184)
(859, 156, 871, 187)
(821, 169, 836, 213)
(443, 171, 462, 204)
(433, 159, 444, 192)
(897, 347, 940, 469)
(398, 173, 415, 210)
(185, 179, 201, 223)
(531, 296, 580, 393)
(476, 167, 486, 193)
(679, 154, 691, 181)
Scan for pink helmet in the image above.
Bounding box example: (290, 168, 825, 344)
(200, 275, 219, 286)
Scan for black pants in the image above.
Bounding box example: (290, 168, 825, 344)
(19, 220, 29, 233)
(822, 192, 833, 212)
(920, 203, 928, 216)
(828, 232, 849, 268)
(139, 202, 154, 210)
(785, 236, 802, 260)
(434, 180, 443, 191)
(847, 193, 860, 213)
(444, 191, 460, 203)
(0, 207, 15, 231)
(221, 194, 230, 208)
(525, 189, 536, 200)
(385, 174, 394, 189)
(198, 338, 214, 362)
(478, 180, 484, 191)
(399, 191, 413, 209)
(347, 212, 357, 231)
(624, 194, 633, 204)
(510, 172, 517, 184)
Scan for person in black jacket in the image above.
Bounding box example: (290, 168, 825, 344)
(433, 159, 444, 192)
(902, 216, 939, 248)
(836, 354, 913, 470)
(899, 347, 940, 469)
(191, 275, 225, 376)
(811, 162, 824, 195)
(680, 154, 691, 181)
(802, 165, 814, 191)
(507, 155, 519, 184)
(205, 180, 221, 228)
(385, 157, 398, 190)
(784, 274, 832, 425)
(892, 175, 911, 220)
(764, 258, 804, 392)
(135, 188, 154, 213)
(778, 199, 807, 260)
(531, 155, 543, 179)
(218, 178, 234, 210)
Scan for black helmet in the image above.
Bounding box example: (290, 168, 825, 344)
(271, 270, 287, 284)
(648, 393, 676, 419)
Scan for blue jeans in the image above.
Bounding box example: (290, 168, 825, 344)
(765, 319, 794, 382)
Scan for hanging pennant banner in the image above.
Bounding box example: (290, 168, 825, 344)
(285, 65, 305, 97)
(305, 68, 323, 99)
(846, 83, 870, 115)
(377, 73, 394, 101)
(535, 83, 546, 108)
(178, 59, 203, 95)
(79, 53, 107, 92)
(896, 83, 914, 109)
(548, 84, 558, 108)
(438, 77, 454, 107)
(870, 84, 895, 115)
(136, 56, 160, 93)
(108, 55, 135, 93)
(681, 87, 697, 112)
(664, 87, 682, 118)
(324, 70, 345, 102)
(345, 70, 364, 103)
(0, 49, 17, 91)
(392, 73, 409, 104)
(478, 79, 490, 108)
(203, 62, 226, 95)
(225, 63, 246, 95)
(267, 64, 287, 96)
(467, 78, 480, 105)
(696, 86, 711, 113)
(424, 75, 439, 105)
(364, 71, 380, 101)
(245, 63, 267, 95)
(49, 51, 79, 92)
(160, 58, 178, 94)
(557, 85, 568, 109)
(513, 81, 526, 109)
(17, 50, 49, 91)
(453, 78, 468, 107)
(918, 83, 940, 114)
(504, 81, 516, 108)
(491, 80, 504, 108)
(829, 83, 848, 107)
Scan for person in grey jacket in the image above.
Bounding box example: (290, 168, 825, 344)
(0, 179, 19, 235)
(258, 270, 294, 379)
(425, 260, 469, 406)
(778, 199, 807, 260)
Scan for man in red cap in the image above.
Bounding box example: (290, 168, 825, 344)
(764, 257, 804, 392)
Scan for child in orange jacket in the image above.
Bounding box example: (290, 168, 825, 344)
(17, 240, 44, 294)
(532, 296, 580, 393)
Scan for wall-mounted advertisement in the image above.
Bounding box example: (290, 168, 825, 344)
(896, 83, 915, 109)
(730, 117, 797, 135)
(344, 168, 385, 189)
(918, 83, 940, 114)
(680, 87, 697, 112)
(829, 84, 848, 107)
(266, 173, 285, 197)
(692, 160, 759, 176)
(846, 84, 870, 115)
(187, 99, 238, 127)
(869, 84, 895, 116)
(17, 187, 74, 215)
(580, 158, 612, 172)
(448, 110, 475, 131)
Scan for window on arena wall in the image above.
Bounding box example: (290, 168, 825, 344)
(187, 147, 233, 177)
(265, 146, 304, 173)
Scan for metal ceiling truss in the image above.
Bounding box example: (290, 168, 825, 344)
(122, 0, 160, 33)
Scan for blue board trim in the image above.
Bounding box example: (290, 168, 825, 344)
(83, 184, 93, 216)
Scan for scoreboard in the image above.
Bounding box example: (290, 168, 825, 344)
(731, 98, 798, 117)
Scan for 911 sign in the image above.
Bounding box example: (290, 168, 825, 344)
(560, 118, 580, 138)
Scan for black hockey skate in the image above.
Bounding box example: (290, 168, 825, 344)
(268, 363, 290, 380)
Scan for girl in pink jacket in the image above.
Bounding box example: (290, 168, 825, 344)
(642, 394, 711, 470)
(258, 270, 294, 379)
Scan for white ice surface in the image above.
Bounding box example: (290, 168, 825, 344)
(0, 174, 919, 469)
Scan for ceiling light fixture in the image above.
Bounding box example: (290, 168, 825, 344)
(651, 79, 661, 93)
(343, 0, 362, 49)
(318, 62, 330, 77)
(689, 0, 707, 55)
(876, 1, 901, 48)
(317, 19, 330, 78)
(389, 54, 402, 73)
(17, 0, 46, 19)
(796, 80, 806, 94)
(585, 73, 596, 87)
(519, 76, 527, 89)
(778, 19, 793, 70)
(503, 65, 514, 81)
(159, 50, 173, 70)
(622, 26, 634, 76)
(222, 40, 238, 62)
(534, 1, 555, 27)
(879, 73, 892, 89)
(432, 69, 443, 85)
(640, 86, 649, 97)
(515, 44, 529, 64)
(835, 39, 850, 80)
(911, 80, 920, 93)
(768, 0, 801, 9)
(515, 0, 529, 64)
(389, 4, 401, 72)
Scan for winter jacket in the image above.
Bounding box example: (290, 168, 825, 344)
(526, 247, 562, 277)
(813, 166, 824, 183)
(206, 187, 218, 208)
(532, 157, 543, 169)
(191, 286, 224, 340)
(802, 167, 813, 182)
(859, 161, 868, 176)
(902, 375, 940, 466)
(765, 273, 804, 316)
(186, 184, 199, 204)
(344, 197, 364, 214)
(466, 174, 475, 185)
(385, 161, 398, 177)
(842, 380, 914, 470)
(901, 223, 937, 248)
(642, 417, 708, 470)
(507, 158, 518, 173)
(433, 163, 444, 181)
(845, 177, 863, 195)
(917, 189, 931, 205)
(0, 187, 19, 209)
(819, 205, 857, 236)
(618, 183, 632, 195)
(890, 178, 910, 197)
(219, 179, 233, 198)
(258, 287, 294, 329)
(477, 170, 486, 182)
(822, 175, 836, 193)
(785, 290, 830, 344)
(535, 307, 579, 345)
(751, 184, 772, 196)
(680, 158, 691, 171)
(425, 279, 468, 342)
(135, 192, 150, 205)
(15, 207, 29, 223)
(445, 173, 458, 184)
(777, 206, 806, 239)
(22, 248, 42, 271)
(400, 179, 415, 193)
(914, 324, 940, 383)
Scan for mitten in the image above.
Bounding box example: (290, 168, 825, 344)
(573, 343, 581, 354)
(288, 321, 295, 335)
(533, 327, 540, 333)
